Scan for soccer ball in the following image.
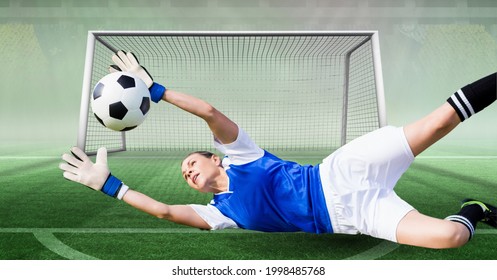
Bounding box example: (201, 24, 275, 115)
(91, 72, 150, 131)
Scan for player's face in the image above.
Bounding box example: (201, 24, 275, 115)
(181, 153, 222, 193)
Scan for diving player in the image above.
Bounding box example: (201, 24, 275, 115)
(59, 51, 497, 249)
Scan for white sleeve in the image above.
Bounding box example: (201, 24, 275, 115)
(188, 204, 238, 230)
(213, 125, 264, 166)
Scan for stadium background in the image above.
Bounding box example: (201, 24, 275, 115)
(1, 0, 497, 264)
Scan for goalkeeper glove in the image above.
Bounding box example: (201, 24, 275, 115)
(109, 50, 166, 103)
(59, 147, 129, 200)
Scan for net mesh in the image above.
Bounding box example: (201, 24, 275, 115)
(81, 32, 381, 155)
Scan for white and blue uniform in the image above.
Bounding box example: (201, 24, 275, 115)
(190, 125, 416, 242)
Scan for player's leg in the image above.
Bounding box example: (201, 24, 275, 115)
(404, 72, 496, 157)
(403, 103, 460, 157)
(396, 199, 497, 249)
(399, 73, 496, 248)
(396, 211, 470, 248)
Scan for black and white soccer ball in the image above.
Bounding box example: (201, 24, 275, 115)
(91, 72, 150, 131)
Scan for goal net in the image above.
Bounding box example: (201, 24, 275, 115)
(78, 31, 386, 155)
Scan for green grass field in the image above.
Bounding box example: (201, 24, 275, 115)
(1, 151, 497, 260)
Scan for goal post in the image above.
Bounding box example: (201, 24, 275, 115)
(77, 31, 386, 155)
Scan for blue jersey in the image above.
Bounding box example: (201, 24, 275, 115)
(211, 150, 333, 233)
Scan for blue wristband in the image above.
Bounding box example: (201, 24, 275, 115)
(101, 174, 123, 198)
(149, 82, 166, 103)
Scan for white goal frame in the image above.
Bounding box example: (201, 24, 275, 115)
(77, 31, 386, 155)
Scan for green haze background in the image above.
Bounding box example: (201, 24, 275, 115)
(1, 0, 497, 156)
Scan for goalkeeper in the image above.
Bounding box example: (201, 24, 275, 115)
(60, 51, 497, 249)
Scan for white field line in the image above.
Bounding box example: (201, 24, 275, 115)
(0, 156, 62, 159)
(33, 231, 98, 260)
(416, 156, 497, 159)
(345, 241, 399, 260)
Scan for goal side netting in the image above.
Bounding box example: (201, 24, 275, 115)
(77, 31, 386, 155)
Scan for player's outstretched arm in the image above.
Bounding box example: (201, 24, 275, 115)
(59, 147, 211, 229)
(122, 189, 211, 229)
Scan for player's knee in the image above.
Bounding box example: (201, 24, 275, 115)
(439, 223, 469, 248)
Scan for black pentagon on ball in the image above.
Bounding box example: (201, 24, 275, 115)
(94, 113, 105, 126)
(109, 101, 128, 120)
(140, 97, 150, 115)
(117, 74, 135, 89)
(93, 83, 104, 100)
(121, 125, 137, 131)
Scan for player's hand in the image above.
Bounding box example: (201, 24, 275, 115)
(110, 50, 154, 88)
(109, 50, 166, 103)
(59, 147, 110, 191)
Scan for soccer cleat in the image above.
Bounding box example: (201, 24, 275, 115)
(461, 198, 497, 228)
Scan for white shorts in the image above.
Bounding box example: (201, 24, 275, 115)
(319, 126, 415, 242)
